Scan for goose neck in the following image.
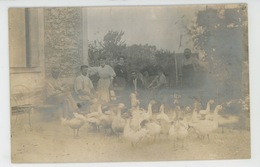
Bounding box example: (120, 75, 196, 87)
(148, 104, 153, 112)
(206, 101, 211, 111)
(213, 108, 220, 119)
(117, 110, 121, 117)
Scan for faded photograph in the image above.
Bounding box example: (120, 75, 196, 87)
(9, 4, 250, 162)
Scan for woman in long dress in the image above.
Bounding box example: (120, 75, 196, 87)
(89, 56, 116, 103)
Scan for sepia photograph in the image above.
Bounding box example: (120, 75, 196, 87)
(8, 4, 250, 163)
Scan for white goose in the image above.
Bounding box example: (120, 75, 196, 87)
(156, 104, 170, 122)
(85, 104, 103, 131)
(199, 99, 214, 115)
(111, 103, 126, 136)
(139, 100, 157, 121)
(189, 105, 223, 141)
(124, 119, 148, 147)
(61, 113, 87, 138)
(129, 93, 140, 108)
(129, 100, 156, 131)
(169, 119, 189, 150)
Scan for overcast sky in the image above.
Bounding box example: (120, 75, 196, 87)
(84, 5, 206, 52)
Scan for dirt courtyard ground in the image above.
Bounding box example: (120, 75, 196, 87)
(11, 110, 250, 163)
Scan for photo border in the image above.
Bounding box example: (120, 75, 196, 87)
(1, 0, 259, 167)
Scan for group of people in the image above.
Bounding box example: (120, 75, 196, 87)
(45, 48, 200, 119)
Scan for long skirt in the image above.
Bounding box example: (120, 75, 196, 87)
(97, 78, 111, 103)
(114, 77, 127, 89)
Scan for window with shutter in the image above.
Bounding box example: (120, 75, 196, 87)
(9, 8, 40, 72)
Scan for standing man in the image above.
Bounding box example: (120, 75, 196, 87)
(180, 48, 199, 88)
(74, 65, 95, 101)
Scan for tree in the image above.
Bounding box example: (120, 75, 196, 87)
(88, 40, 103, 66)
(88, 31, 175, 85)
(122, 44, 157, 70)
(100, 30, 126, 59)
(88, 30, 127, 66)
(186, 5, 248, 100)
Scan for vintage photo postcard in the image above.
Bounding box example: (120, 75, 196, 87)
(9, 4, 249, 163)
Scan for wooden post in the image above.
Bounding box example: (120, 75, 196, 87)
(174, 53, 178, 87)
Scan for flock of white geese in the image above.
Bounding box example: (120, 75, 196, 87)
(61, 93, 244, 149)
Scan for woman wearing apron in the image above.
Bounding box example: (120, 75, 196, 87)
(91, 56, 116, 103)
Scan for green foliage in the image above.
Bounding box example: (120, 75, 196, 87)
(102, 30, 126, 58)
(122, 44, 157, 71)
(88, 30, 127, 66)
(186, 5, 248, 98)
(88, 40, 102, 66)
(88, 31, 176, 73)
